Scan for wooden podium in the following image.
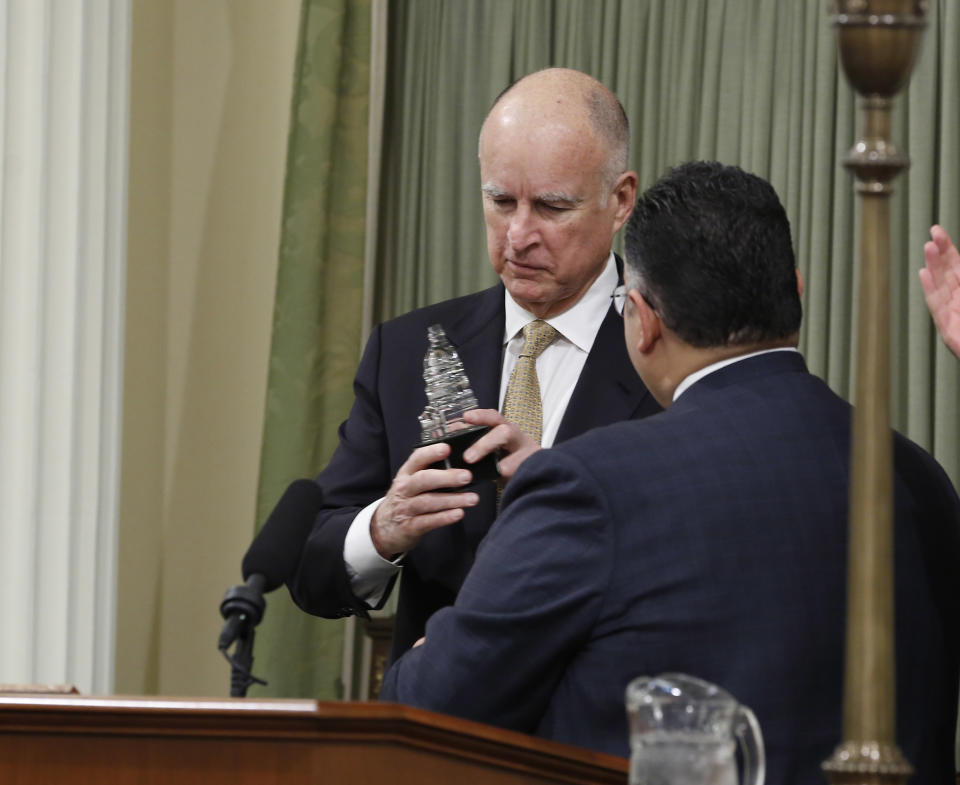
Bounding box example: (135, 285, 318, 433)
(0, 695, 628, 784)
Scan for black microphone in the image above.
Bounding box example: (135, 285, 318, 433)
(240, 478, 325, 591)
(218, 479, 324, 695)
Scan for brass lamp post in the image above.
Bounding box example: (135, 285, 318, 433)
(823, 2, 927, 785)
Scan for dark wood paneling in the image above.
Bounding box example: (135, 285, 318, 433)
(0, 696, 628, 785)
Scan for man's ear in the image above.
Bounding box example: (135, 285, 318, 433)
(627, 289, 660, 353)
(796, 268, 805, 297)
(611, 171, 638, 231)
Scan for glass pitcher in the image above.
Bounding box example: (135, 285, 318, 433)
(625, 673, 765, 785)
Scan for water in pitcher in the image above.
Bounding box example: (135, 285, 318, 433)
(629, 734, 737, 785)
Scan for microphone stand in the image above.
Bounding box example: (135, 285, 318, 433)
(218, 576, 268, 697)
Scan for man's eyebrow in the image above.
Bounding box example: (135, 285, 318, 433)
(480, 185, 584, 206)
(536, 192, 584, 207)
(481, 183, 510, 198)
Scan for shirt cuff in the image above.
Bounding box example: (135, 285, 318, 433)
(343, 497, 403, 607)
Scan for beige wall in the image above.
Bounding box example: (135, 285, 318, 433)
(118, 0, 301, 697)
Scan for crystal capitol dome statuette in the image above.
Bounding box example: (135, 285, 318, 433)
(418, 324, 499, 483)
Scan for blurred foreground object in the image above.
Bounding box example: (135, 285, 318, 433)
(823, 3, 927, 784)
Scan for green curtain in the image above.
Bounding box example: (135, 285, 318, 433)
(375, 0, 960, 486)
(252, 0, 371, 699)
(257, 0, 960, 699)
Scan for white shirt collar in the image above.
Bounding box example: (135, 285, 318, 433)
(503, 253, 619, 352)
(673, 347, 801, 402)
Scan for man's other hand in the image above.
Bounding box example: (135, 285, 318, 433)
(461, 409, 542, 480)
(371, 443, 479, 558)
(920, 224, 960, 361)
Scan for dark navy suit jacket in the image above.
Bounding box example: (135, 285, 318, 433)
(381, 352, 960, 785)
(287, 281, 661, 660)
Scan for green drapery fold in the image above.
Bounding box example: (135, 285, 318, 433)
(253, 0, 370, 699)
(258, 0, 960, 699)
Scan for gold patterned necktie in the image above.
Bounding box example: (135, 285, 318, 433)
(501, 319, 559, 444)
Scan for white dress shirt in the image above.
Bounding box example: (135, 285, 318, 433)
(343, 254, 622, 604)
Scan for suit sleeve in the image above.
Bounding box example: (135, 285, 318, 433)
(380, 447, 611, 734)
(286, 324, 398, 619)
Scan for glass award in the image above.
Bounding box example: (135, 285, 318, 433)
(418, 324, 499, 482)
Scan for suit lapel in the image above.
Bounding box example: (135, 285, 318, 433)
(442, 284, 504, 410)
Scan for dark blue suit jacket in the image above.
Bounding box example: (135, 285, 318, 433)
(381, 352, 960, 785)
(287, 281, 661, 660)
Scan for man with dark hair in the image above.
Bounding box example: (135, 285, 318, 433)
(625, 161, 801, 348)
(382, 162, 960, 785)
(288, 68, 661, 661)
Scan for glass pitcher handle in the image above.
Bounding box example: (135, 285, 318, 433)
(734, 705, 766, 785)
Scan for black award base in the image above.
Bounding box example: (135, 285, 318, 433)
(420, 424, 500, 485)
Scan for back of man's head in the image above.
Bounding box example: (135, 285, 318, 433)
(625, 161, 801, 348)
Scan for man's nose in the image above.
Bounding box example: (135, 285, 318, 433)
(506, 204, 539, 252)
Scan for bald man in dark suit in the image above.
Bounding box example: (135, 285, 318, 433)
(288, 68, 661, 660)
